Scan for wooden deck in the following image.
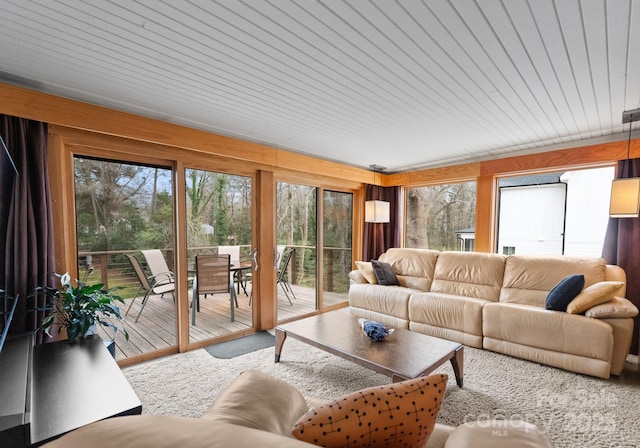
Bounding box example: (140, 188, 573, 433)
(99, 283, 348, 361)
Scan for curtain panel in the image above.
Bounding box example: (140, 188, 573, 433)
(602, 158, 640, 355)
(363, 185, 401, 261)
(0, 115, 54, 341)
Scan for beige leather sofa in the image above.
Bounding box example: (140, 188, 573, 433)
(349, 248, 638, 379)
(43, 370, 553, 448)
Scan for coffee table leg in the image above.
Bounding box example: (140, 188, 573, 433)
(450, 346, 464, 388)
(274, 328, 287, 363)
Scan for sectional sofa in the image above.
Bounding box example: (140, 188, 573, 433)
(43, 370, 553, 448)
(349, 248, 638, 379)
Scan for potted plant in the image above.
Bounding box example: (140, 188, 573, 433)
(33, 272, 129, 342)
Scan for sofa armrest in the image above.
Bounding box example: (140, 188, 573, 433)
(604, 265, 627, 297)
(349, 269, 368, 284)
(585, 297, 639, 319)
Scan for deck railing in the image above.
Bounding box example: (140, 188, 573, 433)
(78, 244, 352, 297)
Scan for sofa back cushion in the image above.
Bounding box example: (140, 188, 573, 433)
(202, 370, 309, 437)
(430, 251, 506, 301)
(379, 248, 440, 291)
(500, 254, 607, 307)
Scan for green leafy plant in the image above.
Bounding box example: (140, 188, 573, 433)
(33, 273, 129, 341)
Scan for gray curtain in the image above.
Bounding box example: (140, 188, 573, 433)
(602, 158, 640, 355)
(1, 114, 55, 342)
(363, 185, 401, 261)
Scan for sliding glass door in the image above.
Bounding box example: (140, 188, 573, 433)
(74, 156, 175, 360)
(322, 190, 353, 307)
(275, 182, 353, 321)
(185, 168, 254, 342)
(276, 182, 317, 319)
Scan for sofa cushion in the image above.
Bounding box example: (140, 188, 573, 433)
(202, 370, 308, 437)
(483, 303, 613, 361)
(355, 261, 377, 284)
(444, 420, 553, 448)
(430, 251, 506, 301)
(566, 281, 624, 314)
(409, 292, 486, 339)
(349, 284, 413, 320)
(500, 255, 606, 307)
(585, 297, 639, 318)
(379, 248, 440, 291)
(292, 374, 448, 448)
(545, 274, 585, 311)
(41, 416, 318, 448)
(371, 260, 399, 285)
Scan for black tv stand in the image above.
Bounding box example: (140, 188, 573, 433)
(0, 334, 141, 447)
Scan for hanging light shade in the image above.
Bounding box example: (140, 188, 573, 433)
(365, 200, 390, 223)
(609, 178, 640, 217)
(609, 108, 640, 218)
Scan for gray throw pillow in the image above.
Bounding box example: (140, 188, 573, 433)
(370, 260, 399, 286)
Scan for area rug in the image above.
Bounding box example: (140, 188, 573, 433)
(123, 338, 640, 448)
(203, 331, 275, 359)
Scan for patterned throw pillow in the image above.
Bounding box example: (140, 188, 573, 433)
(291, 374, 448, 448)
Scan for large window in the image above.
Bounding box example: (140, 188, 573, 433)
(497, 167, 614, 256)
(405, 182, 476, 251)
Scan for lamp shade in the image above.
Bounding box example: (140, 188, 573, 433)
(365, 200, 390, 223)
(609, 178, 640, 218)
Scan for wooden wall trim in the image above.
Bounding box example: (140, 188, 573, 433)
(384, 139, 635, 188)
(479, 140, 635, 176)
(256, 170, 277, 330)
(384, 162, 481, 187)
(474, 175, 498, 253)
(0, 82, 372, 184)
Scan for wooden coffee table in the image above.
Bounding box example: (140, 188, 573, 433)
(275, 310, 464, 387)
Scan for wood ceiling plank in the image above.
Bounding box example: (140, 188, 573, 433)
(555, 0, 602, 135)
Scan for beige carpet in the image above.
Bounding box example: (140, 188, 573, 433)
(123, 338, 640, 448)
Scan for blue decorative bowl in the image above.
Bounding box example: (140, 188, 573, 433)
(358, 318, 394, 341)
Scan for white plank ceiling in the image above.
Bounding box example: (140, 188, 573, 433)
(0, 0, 638, 172)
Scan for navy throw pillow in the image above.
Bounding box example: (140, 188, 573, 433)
(546, 274, 585, 311)
(370, 260, 399, 286)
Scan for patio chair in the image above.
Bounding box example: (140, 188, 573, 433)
(140, 249, 175, 289)
(192, 254, 238, 325)
(125, 253, 175, 323)
(218, 245, 248, 296)
(277, 247, 296, 305)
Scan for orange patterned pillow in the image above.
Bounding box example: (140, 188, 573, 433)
(291, 374, 448, 448)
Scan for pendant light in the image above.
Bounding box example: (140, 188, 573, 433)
(609, 109, 640, 218)
(365, 164, 390, 223)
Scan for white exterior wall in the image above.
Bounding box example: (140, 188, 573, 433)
(562, 167, 614, 257)
(498, 184, 567, 255)
(497, 167, 614, 257)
